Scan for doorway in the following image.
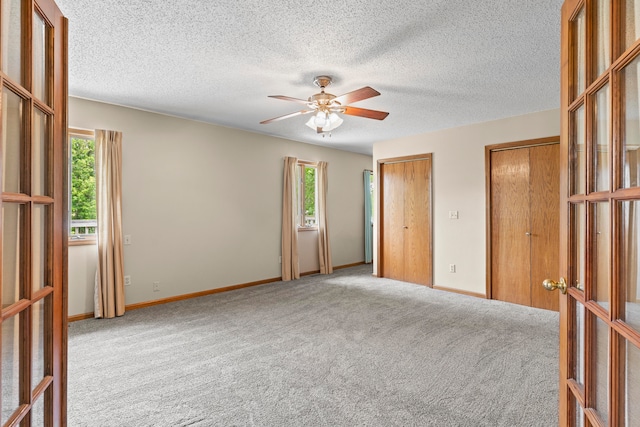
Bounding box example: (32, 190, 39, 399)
(378, 154, 432, 286)
(486, 138, 560, 311)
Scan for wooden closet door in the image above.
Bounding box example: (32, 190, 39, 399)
(491, 148, 532, 306)
(381, 161, 405, 281)
(404, 159, 432, 286)
(380, 156, 432, 286)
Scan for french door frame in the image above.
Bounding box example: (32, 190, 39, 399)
(0, 0, 68, 425)
(560, 0, 640, 425)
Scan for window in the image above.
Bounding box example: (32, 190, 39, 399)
(68, 128, 96, 242)
(298, 162, 317, 228)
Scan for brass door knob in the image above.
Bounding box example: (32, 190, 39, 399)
(542, 277, 567, 294)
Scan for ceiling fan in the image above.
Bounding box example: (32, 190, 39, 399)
(260, 76, 389, 134)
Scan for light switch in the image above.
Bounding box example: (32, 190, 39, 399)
(448, 211, 459, 219)
(124, 235, 132, 245)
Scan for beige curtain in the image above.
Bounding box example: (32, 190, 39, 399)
(282, 156, 299, 281)
(94, 129, 125, 318)
(317, 161, 333, 274)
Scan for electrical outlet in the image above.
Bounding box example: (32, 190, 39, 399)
(153, 281, 160, 292)
(124, 275, 131, 286)
(448, 211, 459, 219)
(449, 264, 456, 273)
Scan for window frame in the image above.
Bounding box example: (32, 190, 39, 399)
(297, 160, 318, 231)
(68, 127, 97, 245)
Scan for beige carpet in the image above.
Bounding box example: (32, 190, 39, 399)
(67, 265, 559, 426)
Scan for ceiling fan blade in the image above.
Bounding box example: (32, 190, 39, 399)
(268, 95, 310, 104)
(260, 110, 313, 124)
(342, 106, 389, 120)
(333, 86, 380, 105)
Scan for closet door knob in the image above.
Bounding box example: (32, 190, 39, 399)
(525, 232, 531, 236)
(403, 226, 408, 229)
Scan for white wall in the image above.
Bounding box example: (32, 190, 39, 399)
(68, 97, 372, 316)
(373, 109, 560, 295)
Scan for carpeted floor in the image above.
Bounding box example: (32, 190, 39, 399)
(67, 265, 559, 426)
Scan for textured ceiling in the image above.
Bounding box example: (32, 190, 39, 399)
(55, 0, 563, 155)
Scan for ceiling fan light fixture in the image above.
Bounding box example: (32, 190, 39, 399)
(305, 111, 344, 133)
(325, 112, 343, 131)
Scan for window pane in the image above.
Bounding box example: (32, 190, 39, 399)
(1, 0, 22, 84)
(624, 0, 640, 52)
(574, 8, 586, 98)
(70, 135, 96, 236)
(33, 204, 50, 293)
(596, 0, 610, 76)
(573, 203, 586, 292)
(304, 166, 316, 227)
(594, 84, 610, 192)
(32, 297, 48, 391)
(620, 201, 640, 332)
(572, 106, 586, 195)
(33, 12, 49, 104)
(33, 109, 50, 196)
(2, 88, 24, 194)
(624, 340, 640, 426)
(31, 392, 45, 426)
(594, 317, 609, 424)
(3, 203, 24, 306)
(622, 55, 640, 189)
(574, 300, 586, 385)
(1, 315, 21, 425)
(593, 202, 610, 310)
(573, 392, 585, 427)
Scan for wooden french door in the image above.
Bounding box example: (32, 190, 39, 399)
(557, 0, 640, 425)
(379, 155, 432, 286)
(1, 0, 67, 426)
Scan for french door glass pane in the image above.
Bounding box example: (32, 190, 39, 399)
(574, 8, 586, 99)
(594, 317, 609, 424)
(625, 0, 640, 52)
(596, 0, 610, 77)
(593, 202, 610, 309)
(1, 315, 20, 425)
(572, 393, 585, 427)
(31, 393, 45, 426)
(575, 300, 586, 385)
(32, 297, 46, 391)
(572, 106, 586, 195)
(2, 203, 24, 306)
(594, 84, 610, 192)
(31, 205, 51, 292)
(33, 108, 50, 197)
(622, 55, 640, 189)
(33, 12, 49, 104)
(1, 0, 22, 84)
(625, 341, 640, 426)
(573, 203, 586, 291)
(33, 204, 49, 293)
(620, 200, 640, 331)
(2, 88, 24, 194)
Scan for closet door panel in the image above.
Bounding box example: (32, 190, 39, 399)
(403, 159, 432, 286)
(381, 162, 405, 281)
(530, 144, 560, 311)
(491, 148, 532, 306)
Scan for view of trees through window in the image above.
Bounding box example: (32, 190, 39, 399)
(70, 134, 96, 236)
(299, 164, 317, 227)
